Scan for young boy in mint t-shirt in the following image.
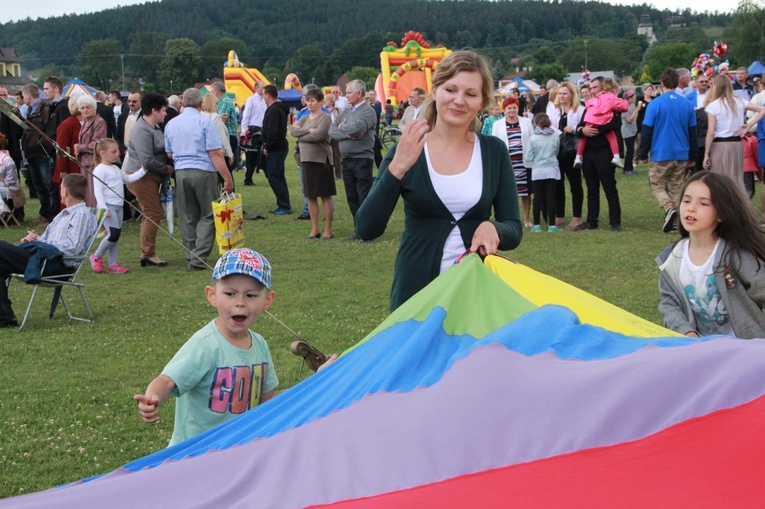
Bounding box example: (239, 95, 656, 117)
(134, 248, 281, 446)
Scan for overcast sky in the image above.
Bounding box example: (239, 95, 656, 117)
(0, 0, 736, 25)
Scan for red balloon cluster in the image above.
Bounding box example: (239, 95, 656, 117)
(714, 40, 727, 58)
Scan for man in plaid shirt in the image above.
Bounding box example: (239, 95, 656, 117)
(0, 174, 97, 328)
(211, 82, 239, 171)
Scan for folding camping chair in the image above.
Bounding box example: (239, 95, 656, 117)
(0, 187, 26, 227)
(0, 199, 11, 227)
(7, 208, 107, 331)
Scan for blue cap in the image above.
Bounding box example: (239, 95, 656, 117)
(212, 248, 271, 288)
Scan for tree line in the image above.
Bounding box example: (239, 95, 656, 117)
(0, 0, 741, 93)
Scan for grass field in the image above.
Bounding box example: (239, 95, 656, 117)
(0, 141, 749, 499)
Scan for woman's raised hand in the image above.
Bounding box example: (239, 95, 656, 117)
(387, 119, 429, 180)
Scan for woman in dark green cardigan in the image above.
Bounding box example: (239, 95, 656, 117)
(356, 51, 523, 311)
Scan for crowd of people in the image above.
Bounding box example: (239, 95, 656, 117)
(475, 65, 765, 236)
(3, 51, 765, 455)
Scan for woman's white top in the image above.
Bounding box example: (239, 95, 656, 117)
(706, 97, 747, 138)
(424, 133, 483, 274)
(548, 105, 584, 134)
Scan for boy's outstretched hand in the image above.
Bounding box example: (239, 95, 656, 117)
(317, 354, 338, 371)
(134, 374, 175, 423)
(134, 394, 161, 423)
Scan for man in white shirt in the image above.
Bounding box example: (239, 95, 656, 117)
(109, 90, 128, 128)
(398, 88, 426, 133)
(746, 79, 765, 129)
(117, 92, 142, 158)
(676, 68, 692, 96)
(241, 81, 267, 186)
(331, 85, 348, 111)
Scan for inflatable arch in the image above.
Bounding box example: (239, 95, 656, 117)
(284, 73, 303, 91)
(377, 31, 452, 106)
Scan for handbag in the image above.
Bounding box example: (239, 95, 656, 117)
(9, 187, 26, 208)
(557, 110, 577, 159)
(240, 127, 262, 150)
(558, 132, 577, 159)
(212, 192, 245, 254)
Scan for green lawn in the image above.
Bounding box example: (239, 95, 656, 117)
(0, 141, 751, 498)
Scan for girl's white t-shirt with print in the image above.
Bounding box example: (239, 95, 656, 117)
(679, 238, 733, 335)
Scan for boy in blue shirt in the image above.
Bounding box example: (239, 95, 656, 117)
(134, 248, 335, 446)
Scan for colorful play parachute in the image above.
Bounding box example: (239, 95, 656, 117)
(4, 255, 765, 507)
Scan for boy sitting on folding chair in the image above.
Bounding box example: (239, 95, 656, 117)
(0, 173, 97, 328)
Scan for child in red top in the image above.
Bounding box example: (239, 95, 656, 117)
(574, 77, 629, 170)
(743, 132, 761, 199)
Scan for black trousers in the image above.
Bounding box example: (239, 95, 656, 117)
(582, 147, 621, 227)
(264, 151, 290, 210)
(623, 136, 636, 172)
(0, 241, 33, 320)
(244, 148, 263, 182)
(533, 179, 558, 226)
(692, 145, 705, 174)
(342, 157, 374, 220)
(555, 153, 583, 219)
(229, 135, 239, 171)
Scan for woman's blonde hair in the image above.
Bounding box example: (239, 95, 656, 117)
(68, 95, 81, 115)
(422, 50, 494, 133)
(705, 74, 738, 114)
(553, 82, 580, 112)
(548, 86, 558, 105)
(201, 94, 218, 114)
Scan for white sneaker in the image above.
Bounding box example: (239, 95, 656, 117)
(611, 157, 624, 169)
(573, 156, 582, 169)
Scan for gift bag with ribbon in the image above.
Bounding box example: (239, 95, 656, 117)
(212, 192, 245, 254)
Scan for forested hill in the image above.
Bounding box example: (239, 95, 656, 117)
(1, 0, 730, 69)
